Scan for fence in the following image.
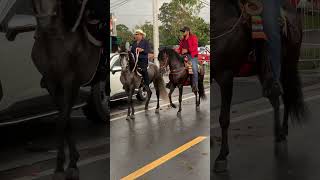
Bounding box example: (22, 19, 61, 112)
(291, 0, 320, 68)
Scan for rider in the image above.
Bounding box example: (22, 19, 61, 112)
(179, 26, 199, 91)
(262, 0, 283, 94)
(131, 29, 151, 91)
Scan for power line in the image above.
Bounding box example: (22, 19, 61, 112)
(111, 0, 127, 7)
(111, 0, 128, 10)
(111, 0, 133, 10)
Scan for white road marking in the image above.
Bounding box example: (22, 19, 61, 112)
(110, 90, 210, 122)
(212, 94, 320, 129)
(13, 154, 109, 180)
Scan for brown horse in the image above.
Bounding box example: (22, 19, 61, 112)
(31, 0, 106, 179)
(158, 48, 206, 114)
(212, 0, 307, 172)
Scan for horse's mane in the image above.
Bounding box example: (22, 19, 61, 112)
(61, 0, 81, 29)
(160, 48, 181, 62)
(127, 51, 136, 71)
(119, 48, 136, 72)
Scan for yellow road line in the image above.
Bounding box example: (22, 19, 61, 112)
(120, 136, 207, 180)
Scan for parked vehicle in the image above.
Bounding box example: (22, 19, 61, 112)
(198, 46, 210, 64)
(0, 13, 108, 125)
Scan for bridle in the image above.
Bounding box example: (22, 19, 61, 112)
(119, 52, 130, 72)
(159, 50, 187, 75)
(33, 0, 60, 19)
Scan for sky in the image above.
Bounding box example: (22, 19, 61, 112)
(110, 0, 210, 30)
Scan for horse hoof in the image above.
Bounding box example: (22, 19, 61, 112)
(155, 109, 160, 114)
(145, 107, 149, 110)
(130, 115, 135, 119)
(126, 116, 131, 120)
(171, 104, 177, 108)
(65, 168, 79, 180)
(214, 160, 228, 173)
(52, 172, 65, 180)
(177, 111, 181, 116)
(196, 106, 200, 112)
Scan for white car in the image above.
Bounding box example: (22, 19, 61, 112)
(110, 53, 147, 101)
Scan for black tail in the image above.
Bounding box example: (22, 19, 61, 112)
(153, 65, 169, 102)
(281, 32, 306, 124)
(198, 67, 207, 100)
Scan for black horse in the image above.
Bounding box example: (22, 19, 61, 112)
(31, 0, 106, 179)
(158, 48, 206, 114)
(212, 0, 307, 172)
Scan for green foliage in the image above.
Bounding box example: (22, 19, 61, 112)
(158, 0, 209, 46)
(116, 24, 133, 45)
(135, 21, 154, 43)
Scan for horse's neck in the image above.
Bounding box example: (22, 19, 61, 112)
(213, 0, 241, 34)
(169, 56, 184, 70)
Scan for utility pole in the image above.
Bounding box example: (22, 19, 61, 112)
(153, 0, 159, 67)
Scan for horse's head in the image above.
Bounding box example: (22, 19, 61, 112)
(158, 48, 170, 73)
(32, 0, 59, 29)
(119, 52, 131, 72)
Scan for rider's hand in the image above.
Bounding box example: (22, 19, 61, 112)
(136, 48, 144, 52)
(182, 49, 188, 54)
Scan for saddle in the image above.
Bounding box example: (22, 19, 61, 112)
(240, 0, 288, 40)
(180, 55, 201, 75)
(238, 0, 289, 77)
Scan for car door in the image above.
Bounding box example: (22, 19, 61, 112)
(110, 54, 124, 97)
(0, 3, 47, 111)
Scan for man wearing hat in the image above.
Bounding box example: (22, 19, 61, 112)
(179, 26, 199, 91)
(131, 29, 151, 91)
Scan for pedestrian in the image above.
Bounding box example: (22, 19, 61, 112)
(131, 29, 151, 91)
(178, 26, 199, 92)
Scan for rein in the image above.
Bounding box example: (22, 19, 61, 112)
(132, 49, 139, 72)
(213, 8, 244, 40)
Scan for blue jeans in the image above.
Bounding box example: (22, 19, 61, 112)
(191, 57, 198, 89)
(262, 0, 281, 81)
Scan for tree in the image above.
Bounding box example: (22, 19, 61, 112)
(158, 0, 209, 46)
(135, 21, 154, 45)
(116, 24, 133, 45)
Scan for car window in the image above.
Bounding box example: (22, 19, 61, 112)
(112, 56, 120, 67)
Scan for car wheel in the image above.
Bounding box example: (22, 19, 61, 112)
(82, 80, 109, 123)
(136, 87, 147, 101)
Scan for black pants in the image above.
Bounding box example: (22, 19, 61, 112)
(138, 60, 149, 87)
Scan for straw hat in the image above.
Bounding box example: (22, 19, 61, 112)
(134, 29, 146, 37)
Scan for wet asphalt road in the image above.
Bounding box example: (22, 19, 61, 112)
(211, 71, 320, 180)
(110, 86, 210, 180)
(0, 71, 319, 180)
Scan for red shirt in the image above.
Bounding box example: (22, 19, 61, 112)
(179, 34, 199, 58)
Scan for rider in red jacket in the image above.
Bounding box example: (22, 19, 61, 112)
(179, 26, 199, 91)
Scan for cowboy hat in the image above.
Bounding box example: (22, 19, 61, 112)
(134, 29, 146, 37)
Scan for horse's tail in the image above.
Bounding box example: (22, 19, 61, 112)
(281, 44, 307, 124)
(198, 66, 207, 100)
(154, 67, 169, 102)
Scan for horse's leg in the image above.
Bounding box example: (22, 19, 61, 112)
(169, 84, 176, 108)
(177, 85, 183, 115)
(155, 87, 160, 113)
(268, 95, 282, 142)
(145, 86, 152, 110)
(65, 84, 81, 180)
(194, 89, 200, 112)
(52, 86, 75, 179)
(126, 89, 132, 120)
(214, 71, 233, 172)
(130, 88, 135, 119)
(282, 106, 289, 136)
